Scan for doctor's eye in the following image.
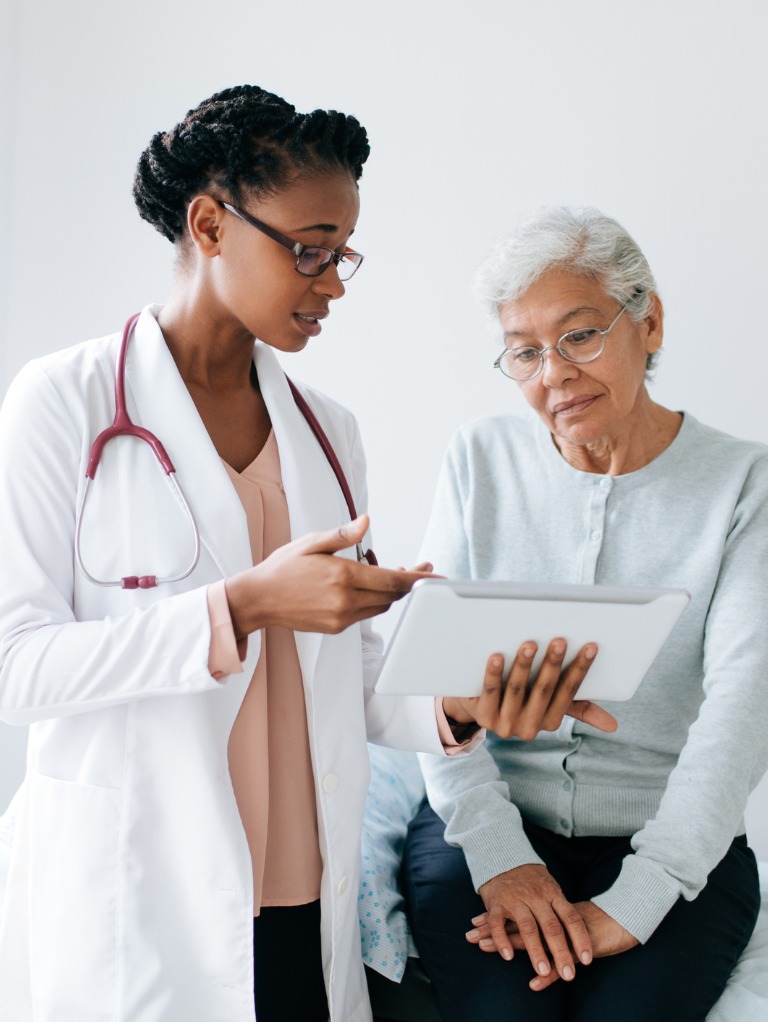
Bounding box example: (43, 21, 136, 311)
(297, 247, 334, 275)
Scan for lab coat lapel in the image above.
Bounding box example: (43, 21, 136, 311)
(255, 343, 351, 686)
(125, 306, 252, 579)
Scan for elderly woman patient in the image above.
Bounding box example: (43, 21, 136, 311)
(402, 207, 768, 1022)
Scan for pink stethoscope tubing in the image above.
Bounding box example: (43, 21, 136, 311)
(74, 313, 201, 590)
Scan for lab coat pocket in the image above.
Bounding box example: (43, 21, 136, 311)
(28, 773, 121, 1021)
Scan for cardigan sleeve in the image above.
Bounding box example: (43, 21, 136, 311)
(592, 453, 768, 941)
(416, 430, 542, 882)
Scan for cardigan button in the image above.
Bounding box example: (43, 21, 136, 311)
(337, 876, 348, 895)
(323, 773, 338, 793)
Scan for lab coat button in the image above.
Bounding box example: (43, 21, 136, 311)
(590, 530, 602, 541)
(322, 773, 338, 793)
(337, 876, 348, 895)
(599, 477, 611, 489)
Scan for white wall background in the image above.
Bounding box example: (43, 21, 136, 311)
(1, 0, 767, 853)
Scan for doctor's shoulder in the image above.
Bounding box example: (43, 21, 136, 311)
(1, 331, 122, 426)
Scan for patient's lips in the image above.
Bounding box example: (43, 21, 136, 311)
(552, 394, 599, 416)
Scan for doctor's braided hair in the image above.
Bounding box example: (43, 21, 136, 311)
(133, 84, 370, 243)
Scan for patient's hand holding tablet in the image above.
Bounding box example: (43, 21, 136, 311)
(375, 579, 690, 738)
(441, 634, 618, 739)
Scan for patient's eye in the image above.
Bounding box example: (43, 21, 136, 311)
(563, 328, 600, 347)
(511, 346, 542, 363)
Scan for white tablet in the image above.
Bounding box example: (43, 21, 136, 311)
(373, 579, 690, 702)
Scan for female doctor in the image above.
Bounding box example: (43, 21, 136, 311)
(0, 85, 610, 1022)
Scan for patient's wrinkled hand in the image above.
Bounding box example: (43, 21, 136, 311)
(466, 864, 592, 984)
(526, 901, 638, 991)
(473, 892, 638, 987)
(443, 638, 617, 739)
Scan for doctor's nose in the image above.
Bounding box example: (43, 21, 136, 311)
(313, 263, 346, 301)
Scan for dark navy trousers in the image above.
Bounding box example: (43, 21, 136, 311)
(402, 801, 759, 1022)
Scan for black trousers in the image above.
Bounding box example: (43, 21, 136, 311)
(253, 901, 328, 1021)
(402, 801, 760, 1022)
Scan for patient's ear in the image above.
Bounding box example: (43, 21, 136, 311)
(643, 292, 664, 354)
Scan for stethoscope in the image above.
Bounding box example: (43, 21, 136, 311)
(75, 313, 376, 591)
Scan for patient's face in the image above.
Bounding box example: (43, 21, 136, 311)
(497, 270, 662, 453)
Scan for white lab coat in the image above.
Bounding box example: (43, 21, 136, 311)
(0, 306, 443, 1022)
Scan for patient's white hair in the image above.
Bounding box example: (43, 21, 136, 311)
(473, 206, 661, 370)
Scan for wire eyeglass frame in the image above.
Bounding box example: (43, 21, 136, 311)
(494, 301, 630, 381)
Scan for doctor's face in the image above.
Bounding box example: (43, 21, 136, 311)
(211, 171, 361, 353)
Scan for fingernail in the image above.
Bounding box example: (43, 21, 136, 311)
(563, 965, 575, 981)
(471, 915, 484, 925)
(581, 951, 592, 964)
(492, 655, 503, 669)
(465, 929, 479, 940)
(501, 947, 512, 961)
(585, 644, 597, 660)
(522, 644, 535, 658)
(537, 961, 550, 976)
(552, 641, 565, 656)
(531, 977, 543, 990)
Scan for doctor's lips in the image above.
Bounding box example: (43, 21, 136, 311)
(293, 309, 329, 337)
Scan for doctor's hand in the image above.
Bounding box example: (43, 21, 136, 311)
(442, 639, 617, 740)
(225, 515, 433, 638)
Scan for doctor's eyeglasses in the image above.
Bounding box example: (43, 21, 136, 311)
(216, 200, 364, 281)
(494, 302, 630, 381)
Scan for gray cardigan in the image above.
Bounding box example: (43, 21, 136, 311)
(418, 410, 768, 942)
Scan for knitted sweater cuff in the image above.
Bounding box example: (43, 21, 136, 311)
(591, 855, 680, 944)
(461, 819, 545, 892)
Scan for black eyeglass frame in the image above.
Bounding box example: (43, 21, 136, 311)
(216, 200, 364, 280)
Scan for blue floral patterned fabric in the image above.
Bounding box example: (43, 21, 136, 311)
(359, 745, 425, 981)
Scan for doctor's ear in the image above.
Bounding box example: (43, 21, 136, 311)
(186, 195, 222, 257)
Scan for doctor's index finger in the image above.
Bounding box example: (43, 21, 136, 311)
(352, 564, 438, 595)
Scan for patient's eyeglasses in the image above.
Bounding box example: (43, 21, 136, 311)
(493, 302, 630, 381)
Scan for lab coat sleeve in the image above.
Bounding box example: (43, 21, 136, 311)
(0, 361, 230, 725)
(338, 405, 445, 756)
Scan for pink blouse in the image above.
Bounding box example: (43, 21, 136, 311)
(210, 431, 322, 915)
(206, 431, 478, 915)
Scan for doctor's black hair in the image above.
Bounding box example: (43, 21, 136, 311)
(132, 84, 370, 244)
